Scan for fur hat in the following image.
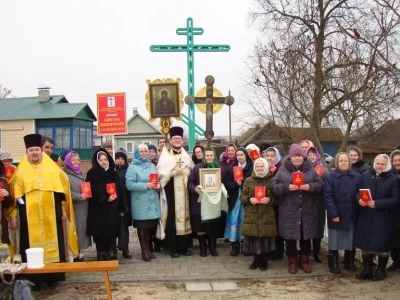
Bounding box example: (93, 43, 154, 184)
(101, 142, 113, 149)
(0, 150, 13, 161)
(288, 144, 304, 158)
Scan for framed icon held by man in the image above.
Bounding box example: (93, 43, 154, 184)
(149, 82, 180, 118)
(199, 168, 221, 193)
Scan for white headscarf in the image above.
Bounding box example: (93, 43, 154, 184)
(373, 154, 391, 173)
(253, 158, 269, 178)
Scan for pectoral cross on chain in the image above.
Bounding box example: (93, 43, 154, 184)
(176, 158, 184, 168)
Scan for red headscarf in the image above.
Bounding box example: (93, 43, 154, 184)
(223, 143, 237, 164)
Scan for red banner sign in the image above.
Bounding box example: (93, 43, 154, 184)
(97, 92, 127, 135)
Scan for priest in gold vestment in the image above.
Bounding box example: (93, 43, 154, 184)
(157, 127, 194, 258)
(9, 134, 78, 289)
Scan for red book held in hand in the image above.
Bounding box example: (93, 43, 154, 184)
(0, 182, 3, 201)
(233, 166, 243, 181)
(254, 186, 265, 202)
(149, 173, 158, 184)
(314, 165, 325, 176)
(106, 183, 117, 197)
(5, 166, 14, 181)
(80, 182, 92, 197)
(292, 172, 304, 188)
(249, 150, 260, 161)
(359, 189, 372, 204)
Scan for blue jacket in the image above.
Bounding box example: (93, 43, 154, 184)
(125, 158, 161, 221)
(323, 169, 361, 230)
(354, 169, 399, 252)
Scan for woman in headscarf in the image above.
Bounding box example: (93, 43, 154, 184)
(63, 151, 92, 261)
(387, 150, 400, 272)
(219, 143, 237, 171)
(188, 147, 226, 257)
(191, 145, 205, 165)
(240, 158, 277, 271)
(347, 146, 371, 175)
(148, 144, 159, 166)
(224, 147, 253, 256)
(307, 146, 329, 263)
(324, 153, 361, 274)
(273, 144, 324, 274)
(354, 154, 399, 281)
(300, 140, 314, 155)
(86, 149, 125, 261)
(126, 144, 161, 262)
(0, 160, 14, 245)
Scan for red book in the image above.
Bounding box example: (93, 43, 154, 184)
(269, 165, 276, 172)
(5, 166, 14, 181)
(254, 186, 265, 202)
(80, 182, 92, 197)
(292, 172, 304, 188)
(314, 165, 325, 176)
(0, 182, 3, 201)
(359, 189, 372, 204)
(149, 173, 158, 184)
(249, 150, 260, 161)
(106, 183, 117, 197)
(233, 166, 243, 181)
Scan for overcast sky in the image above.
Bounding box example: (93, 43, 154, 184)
(1, 0, 259, 137)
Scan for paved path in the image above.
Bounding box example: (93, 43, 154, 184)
(66, 228, 340, 283)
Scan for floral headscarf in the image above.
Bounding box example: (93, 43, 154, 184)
(223, 143, 237, 164)
(202, 148, 219, 168)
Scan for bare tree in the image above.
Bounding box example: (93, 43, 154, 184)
(246, 0, 400, 155)
(0, 85, 12, 98)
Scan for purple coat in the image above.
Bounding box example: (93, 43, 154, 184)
(272, 156, 324, 240)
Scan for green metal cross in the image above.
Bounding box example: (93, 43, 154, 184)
(150, 17, 230, 150)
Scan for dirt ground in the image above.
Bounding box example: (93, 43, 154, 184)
(34, 272, 400, 300)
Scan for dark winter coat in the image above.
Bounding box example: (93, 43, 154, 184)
(272, 156, 324, 240)
(351, 160, 371, 175)
(188, 163, 224, 216)
(116, 163, 132, 227)
(240, 171, 277, 237)
(391, 168, 400, 230)
(0, 161, 14, 244)
(323, 169, 361, 230)
(86, 149, 125, 238)
(224, 155, 253, 212)
(313, 164, 329, 238)
(354, 168, 400, 252)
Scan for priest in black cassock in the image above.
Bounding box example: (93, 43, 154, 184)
(157, 127, 194, 258)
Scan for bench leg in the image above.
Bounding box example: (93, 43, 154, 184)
(102, 271, 112, 300)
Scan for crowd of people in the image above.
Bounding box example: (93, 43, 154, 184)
(0, 128, 400, 290)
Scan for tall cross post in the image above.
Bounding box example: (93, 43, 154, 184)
(185, 75, 235, 148)
(150, 17, 231, 150)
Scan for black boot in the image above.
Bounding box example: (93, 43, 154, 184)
(145, 228, 156, 259)
(312, 238, 322, 262)
(207, 236, 218, 256)
(154, 237, 162, 252)
(198, 235, 208, 257)
(372, 256, 389, 281)
(387, 249, 400, 272)
(122, 249, 132, 259)
(259, 252, 269, 271)
(110, 239, 118, 260)
(355, 254, 373, 280)
(328, 250, 341, 274)
(97, 251, 105, 261)
(137, 228, 151, 262)
(250, 254, 261, 270)
(230, 241, 240, 256)
(344, 250, 357, 271)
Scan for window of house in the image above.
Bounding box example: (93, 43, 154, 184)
(125, 142, 135, 153)
(141, 141, 151, 145)
(37, 127, 53, 138)
(73, 128, 80, 148)
(55, 128, 70, 148)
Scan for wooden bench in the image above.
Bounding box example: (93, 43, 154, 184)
(20, 260, 119, 300)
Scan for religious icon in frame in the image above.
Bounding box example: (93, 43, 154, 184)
(199, 168, 221, 193)
(149, 82, 180, 118)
